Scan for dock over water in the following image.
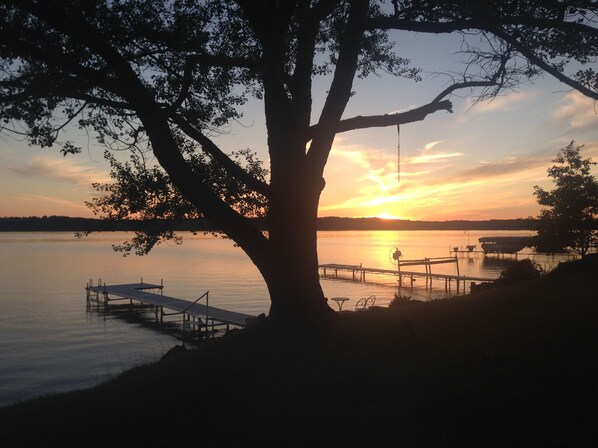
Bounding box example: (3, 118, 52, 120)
(86, 281, 256, 339)
(319, 257, 497, 293)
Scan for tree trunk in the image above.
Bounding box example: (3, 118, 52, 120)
(264, 239, 335, 325)
(264, 165, 334, 325)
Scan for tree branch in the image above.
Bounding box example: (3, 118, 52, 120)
(15, 0, 273, 269)
(368, 12, 598, 101)
(308, 0, 369, 173)
(169, 52, 259, 112)
(169, 113, 270, 197)
(368, 16, 476, 34)
(0, 75, 133, 111)
(186, 52, 260, 71)
(368, 14, 598, 38)
(308, 99, 452, 138)
(431, 81, 496, 103)
(492, 28, 598, 101)
(431, 45, 512, 103)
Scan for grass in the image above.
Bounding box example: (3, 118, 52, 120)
(1, 257, 597, 447)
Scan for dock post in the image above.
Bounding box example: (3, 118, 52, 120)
(102, 281, 108, 306)
(455, 255, 461, 292)
(425, 258, 432, 288)
(206, 292, 210, 336)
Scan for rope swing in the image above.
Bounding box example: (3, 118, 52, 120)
(396, 124, 401, 183)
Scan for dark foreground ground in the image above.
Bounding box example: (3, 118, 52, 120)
(1, 257, 597, 447)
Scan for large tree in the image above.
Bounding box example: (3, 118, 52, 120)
(2, 1, 598, 323)
(534, 142, 598, 259)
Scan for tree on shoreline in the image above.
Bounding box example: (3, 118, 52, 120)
(2, 1, 598, 324)
(534, 142, 598, 259)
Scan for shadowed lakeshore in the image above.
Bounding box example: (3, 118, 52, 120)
(1, 256, 597, 446)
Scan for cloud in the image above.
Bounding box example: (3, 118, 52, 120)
(407, 151, 464, 165)
(331, 137, 462, 172)
(549, 91, 598, 133)
(8, 155, 109, 186)
(444, 154, 547, 184)
(331, 146, 376, 169)
(13, 193, 84, 208)
(420, 140, 443, 153)
(3, 193, 93, 216)
(467, 91, 537, 113)
(466, 90, 535, 114)
(320, 143, 558, 220)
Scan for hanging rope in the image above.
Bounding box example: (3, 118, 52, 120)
(397, 124, 401, 183)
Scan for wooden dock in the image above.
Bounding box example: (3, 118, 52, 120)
(319, 257, 497, 293)
(86, 280, 256, 339)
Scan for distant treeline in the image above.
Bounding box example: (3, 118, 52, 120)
(0, 215, 538, 232)
(317, 217, 537, 231)
(0, 216, 218, 232)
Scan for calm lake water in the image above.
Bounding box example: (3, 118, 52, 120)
(0, 230, 571, 407)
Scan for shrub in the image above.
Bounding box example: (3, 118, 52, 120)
(389, 293, 416, 308)
(496, 259, 545, 286)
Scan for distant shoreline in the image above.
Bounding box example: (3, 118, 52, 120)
(0, 215, 538, 232)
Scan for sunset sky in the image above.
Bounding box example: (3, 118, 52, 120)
(1, 31, 597, 221)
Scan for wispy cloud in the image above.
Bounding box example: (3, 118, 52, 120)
(8, 155, 109, 186)
(407, 151, 464, 165)
(5, 193, 92, 216)
(320, 142, 556, 220)
(549, 91, 598, 133)
(331, 137, 463, 172)
(13, 193, 83, 208)
(438, 153, 548, 185)
(420, 140, 443, 153)
(466, 90, 535, 114)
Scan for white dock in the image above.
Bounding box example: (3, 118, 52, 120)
(86, 281, 256, 338)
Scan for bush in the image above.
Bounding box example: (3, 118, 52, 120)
(389, 293, 419, 308)
(496, 259, 545, 286)
(548, 252, 598, 276)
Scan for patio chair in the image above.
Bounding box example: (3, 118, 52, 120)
(355, 295, 376, 311)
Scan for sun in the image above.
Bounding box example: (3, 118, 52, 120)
(376, 212, 403, 220)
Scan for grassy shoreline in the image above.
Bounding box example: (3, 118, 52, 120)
(1, 257, 597, 446)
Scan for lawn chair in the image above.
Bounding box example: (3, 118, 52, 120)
(355, 295, 376, 311)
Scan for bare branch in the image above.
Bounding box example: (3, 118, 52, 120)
(368, 12, 598, 101)
(368, 15, 598, 38)
(431, 81, 498, 104)
(492, 28, 598, 101)
(308, 99, 452, 138)
(368, 16, 477, 34)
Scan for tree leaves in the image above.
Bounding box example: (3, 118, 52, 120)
(87, 146, 268, 255)
(533, 141, 598, 258)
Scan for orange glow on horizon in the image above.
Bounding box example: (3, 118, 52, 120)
(375, 212, 404, 220)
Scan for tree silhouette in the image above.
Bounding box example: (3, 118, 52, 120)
(2, 1, 598, 323)
(534, 142, 598, 259)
